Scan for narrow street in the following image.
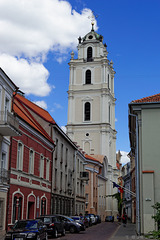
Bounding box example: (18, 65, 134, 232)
(49, 222, 119, 240)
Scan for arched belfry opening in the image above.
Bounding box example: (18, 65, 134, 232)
(87, 47, 92, 62)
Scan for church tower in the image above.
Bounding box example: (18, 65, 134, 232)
(66, 23, 117, 168)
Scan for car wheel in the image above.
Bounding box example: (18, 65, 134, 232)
(37, 235, 40, 240)
(54, 229, 58, 238)
(61, 228, 65, 236)
(44, 232, 48, 240)
(69, 226, 76, 233)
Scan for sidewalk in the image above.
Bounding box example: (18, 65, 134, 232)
(0, 230, 6, 240)
(110, 223, 149, 239)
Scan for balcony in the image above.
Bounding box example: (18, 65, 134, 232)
(0, 168, 9, 187)
(0, 111, 21, 136)
(80, 171, 89, 181)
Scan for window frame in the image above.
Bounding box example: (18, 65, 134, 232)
(85, 70, 91, 84)
(84, 102, 91, 121)
(29, 149, 34, 174)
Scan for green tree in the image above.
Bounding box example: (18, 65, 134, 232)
(147, 202, 160, 239)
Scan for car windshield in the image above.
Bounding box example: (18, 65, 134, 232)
(13, 221, 38, 230)
(71, 217, 79, 220)
(43, 218, 51, 224)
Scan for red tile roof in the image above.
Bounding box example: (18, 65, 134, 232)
(85, 154, 102, 164)
(13, 93, 55, 144)
(132, 93, 160, 103)
(14, 93, 56, 124)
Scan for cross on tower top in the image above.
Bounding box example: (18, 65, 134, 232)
(88, 11, 97, 31)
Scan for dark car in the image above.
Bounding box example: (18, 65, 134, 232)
(95, 215, 101, 223)
(105, 216, 114, 222)
(84, 215, 92, 226)
(37, 215, 65, 238)
(70, 216, 86, 230)
(5, 219, 47, 240)
(85, 214, 96, 225)
(55, 215, 81, 233)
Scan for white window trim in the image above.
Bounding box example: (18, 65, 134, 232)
(29, 149, 34, 174)
(17, 141, 24, 171)
(46, 158, 50, 181)
(40, 154, 44, 178)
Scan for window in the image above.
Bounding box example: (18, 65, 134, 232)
(55, 138, 58, 160)
(29, 149, 34, 174)
(4, 97, 10, 121)
(46, 158, 49, 180)
(1, 152, 6, 170)
(109, 104, 111, 124)
(85, 70, 91, 84)
(84, 102, 90, 121)
(40, 155, 44, 178)
(17, 142, 23, 171)
(108, 74, 110, 89)
(87, 47, 92, 61)
(61, 144, 63, 163)
(54, 168, 57, 189)
(65, 148, 68, 167)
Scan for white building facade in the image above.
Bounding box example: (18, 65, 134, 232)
(66, 26, 118, 217)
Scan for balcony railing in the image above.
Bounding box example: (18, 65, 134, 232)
(0, 111, 20, 136)
(0, 168, 9, 185)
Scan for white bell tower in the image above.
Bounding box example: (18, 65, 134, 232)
(66, 24, 117, 168)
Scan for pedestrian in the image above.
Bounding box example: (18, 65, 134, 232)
(117, 213, 121, 224)
(122, 210, 127, 227)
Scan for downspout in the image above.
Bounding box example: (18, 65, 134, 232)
(129, 111, 141, 235)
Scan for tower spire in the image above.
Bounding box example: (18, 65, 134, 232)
(88, 11, 96, 31)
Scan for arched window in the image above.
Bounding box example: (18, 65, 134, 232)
(84, 102, 90, 121)
(87, 47, 92, 61)
(85, 70, 91, 84)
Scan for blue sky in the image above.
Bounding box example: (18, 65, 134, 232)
(1, 0, 160, 161)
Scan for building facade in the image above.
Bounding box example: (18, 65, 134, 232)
(122, 162, 132, 220)
(6, 93, 55, 228)
(129, 93, 160, 234)
(51, 125, 87, 216)
(66, 25, 118, 218)
(13, 93, 88, 216)
(66, 26, 117, 168)
(0, 68, 21, 231)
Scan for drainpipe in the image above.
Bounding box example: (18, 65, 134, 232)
(129, 112, 141, 235)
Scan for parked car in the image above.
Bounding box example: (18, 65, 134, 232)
(5, 219, 47, 240)
(95, 215, 101, 223)
(55, 215, 81, 233)
(105, 216, 114, 222)
(37, 215, 65, 238)
(70, 216, 87, 230)
(85, 214, 96, 225)
(84, 215, 92, 226)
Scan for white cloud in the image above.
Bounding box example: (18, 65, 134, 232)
(54, 103, 63, 109)
(0, 0, 96, 96)
(0, 54, 51, 96)
(33, 100, 47, 110)
(118, 151, 130, 166)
